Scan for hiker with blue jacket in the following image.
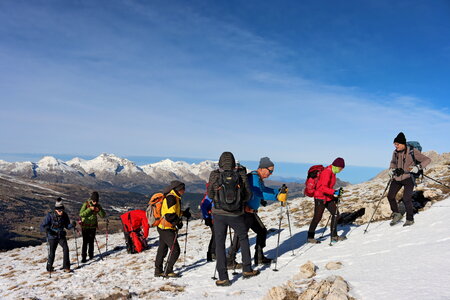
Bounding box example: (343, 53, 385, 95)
(227, 157, 286, 266)
(40, 198, 76, 272)
(200, 185, 215, 262)
(387, 132, 431, 226)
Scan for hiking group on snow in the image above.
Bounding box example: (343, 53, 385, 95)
(40, 132, 433, 286)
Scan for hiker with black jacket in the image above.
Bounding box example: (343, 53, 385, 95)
(208, 152, 260, 287)
(227, 157, 286, 266)
(307, 157, 346, 244)
(79, 191, 106, 263)
(154, 180, 191, 278)
(387, 132, 431, 226)
(40, 198, 76, 272)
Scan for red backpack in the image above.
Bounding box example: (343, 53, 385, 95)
(304, 165, 325, 197)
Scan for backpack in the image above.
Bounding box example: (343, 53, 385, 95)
(304, 165, 325, 197)
(215, 169, 242, 212)
(146, 192, 164, 227)
(407, 141, 423, 180)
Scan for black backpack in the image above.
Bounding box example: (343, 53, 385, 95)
(215, 169, 242, 212)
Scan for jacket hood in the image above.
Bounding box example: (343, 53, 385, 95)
(218, 152, 236, 170)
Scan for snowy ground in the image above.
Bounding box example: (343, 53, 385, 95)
(1, 197, 450, 300)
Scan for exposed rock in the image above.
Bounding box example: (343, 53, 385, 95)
(325, 261, 343, 270)
(299, 261, 317, 279)
(298, 275, 350, 300)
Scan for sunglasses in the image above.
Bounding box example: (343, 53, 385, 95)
(266, 168, 274, 174)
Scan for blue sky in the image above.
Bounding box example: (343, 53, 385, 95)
(1, 0, 449, 171)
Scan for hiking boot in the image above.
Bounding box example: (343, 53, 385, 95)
(254, 246, 272, 265)
(331, 235, 347, 243)
(164, 272, 181, 278)
(81, 258, 87, 263)
(390, 213, 403, 226)
(154, 268, 164, 277)
(242, 270, 260, 279)
(227, 259, 242, 269)
(46, 266, 54, 272)
(307, 238, 321, 244)
(215, 279, 231, 287)
(63, 268, 72, 273)
(403, 220, 414, 227)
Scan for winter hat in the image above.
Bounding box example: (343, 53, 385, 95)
(218, 152, 236, 171)
(90, 191, 99, 202)
(332, 157, 345, 168)
(393, 132, 406, 145)
(163, 180, 186, 194)
(55, 197, 65, 210)
(258, 157, 274, 169)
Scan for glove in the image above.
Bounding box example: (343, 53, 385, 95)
(71, 220, 77, 227)
(182, 207, 192, 219)
(388, 168, 395, 177)
(260, 200, 268, 207)
(176, 220, 183, 229)
(334, 188, 343, 197)
(410, 165, 421, 174)
(204, 218, 213, 227)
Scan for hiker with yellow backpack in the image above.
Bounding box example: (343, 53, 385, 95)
(154, 180, 191, 278)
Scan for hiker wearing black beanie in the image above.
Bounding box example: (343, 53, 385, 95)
(387, 132, 431, 227)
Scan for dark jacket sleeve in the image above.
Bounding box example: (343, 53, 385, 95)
(63, 213, 74, 230)
(164, 195, 180, 225)
(40, 213, 51, 232)
(240, 170, 252, 204)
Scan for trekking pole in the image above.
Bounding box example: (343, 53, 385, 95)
(285, 201, 295, 256)
(94, 236, 104, 260)
(182, 218, 189, 267)
(46, 237, 51, 278)
(273, 205, 283, 272)
(105, 218, 109, 253)
(72, 228, 80, 269)
(228, 226, 238, 275)
(364, 179, 393, 234)
(423, 174, 450, 189)
(163, 230, 179, 278)
(211, 265, 218, 280)
(329, 199, 341, 246)
(319, 215, 331, 238)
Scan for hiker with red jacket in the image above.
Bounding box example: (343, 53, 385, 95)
(387, 132, 431, 226)
(79, 191, 106, 262)
(307, 157, 346, 244)
(120, 209, 149, 253)
(154, 180, 191, 278)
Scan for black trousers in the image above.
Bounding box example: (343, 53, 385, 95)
(81, 228, 96, 259)
(207, 224, 216, 255)
(155, 227, 180, 274)
(214, 214, 252, 280)
(308, 198, 339, 238)
(387, 178, 415, 221)
(47, 237, 70, 270)
(228, 212, 267, 260)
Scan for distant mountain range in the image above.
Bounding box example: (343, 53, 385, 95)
(0, 153, 217, 194)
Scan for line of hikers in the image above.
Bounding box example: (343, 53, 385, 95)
(40, 131, 431, 286)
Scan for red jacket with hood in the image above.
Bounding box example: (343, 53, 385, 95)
(313, 165, 336, 202)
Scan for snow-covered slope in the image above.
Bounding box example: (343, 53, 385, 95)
(1, 195, 449, 300)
